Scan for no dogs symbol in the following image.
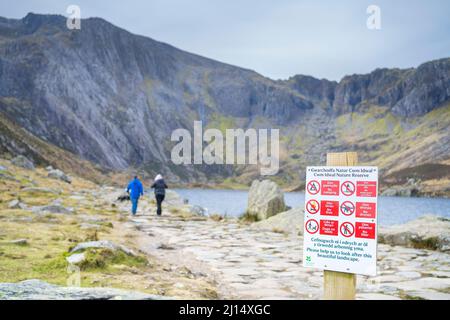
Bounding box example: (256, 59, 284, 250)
(340, 222, 355, 237)
(341, 181, 355, 196)
(305, 219, 319, 234)
(340, 201, 355, 216)
(307, 180, 320, 195)
(306, 200, 320, 214)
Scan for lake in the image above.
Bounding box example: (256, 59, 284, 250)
(173, 188, 450, 226)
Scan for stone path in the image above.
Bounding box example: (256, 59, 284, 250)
(126, 210, 450, 300)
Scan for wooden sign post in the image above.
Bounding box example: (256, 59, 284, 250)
(323, 152, 358, 300)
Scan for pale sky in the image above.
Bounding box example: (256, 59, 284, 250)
(1, 0, 449, 81)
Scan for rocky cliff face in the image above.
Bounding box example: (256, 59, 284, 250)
(0, 13, 449, 186)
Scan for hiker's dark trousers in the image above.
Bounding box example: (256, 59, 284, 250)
(156, 194, 165, 216)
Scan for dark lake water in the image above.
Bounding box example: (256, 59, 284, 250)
(173, 188, 450, 226)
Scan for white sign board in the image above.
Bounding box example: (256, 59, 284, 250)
(302, 166, 378, 276)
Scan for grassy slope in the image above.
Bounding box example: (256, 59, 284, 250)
(222, 103, 450, 194)
(0, 110, 108, 184)
(0, 159, 218, 298)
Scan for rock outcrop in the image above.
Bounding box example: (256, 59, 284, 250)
(47, 169, 72, 184)
(252, 207, 304, 235)
(8, 199, 26, 209)
(11, 155, 34, 170)
(381, 179, 421, 197)
(32, 205, 73, 214)
(379, 215, 450, 252)
(70, 240, 136, 256)
(247, 180, 285, 220)
(0, 279, 164, 300)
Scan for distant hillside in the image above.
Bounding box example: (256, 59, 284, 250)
(0, 113, 107, 184)
(0, 13, 449, 191)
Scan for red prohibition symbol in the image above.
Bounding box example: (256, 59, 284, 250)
(341, 181, 355, 196)
(306, 200, 320, 214)
(340, 201, 355, 216)
(307, 180, 320, 195)
(340, 222, 355, 237)
(305, 219, 319, 234)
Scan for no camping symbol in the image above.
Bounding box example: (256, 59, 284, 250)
(341, 181, 355, 196)
(340, 201, 355, 216)
(307, 180, 320, 195)
(305, 219, 319, 234)
(306, 199, 320, 214)
(340, 222, 355, 237)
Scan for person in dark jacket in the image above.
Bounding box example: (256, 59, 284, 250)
(126, 176, 144, 215)
(151, 174, 167, 216)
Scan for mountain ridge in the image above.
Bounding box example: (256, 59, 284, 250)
(0, 13, 449, 191)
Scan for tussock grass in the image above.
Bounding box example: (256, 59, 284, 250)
(77, 248, 148, 271)
(239, 211, 260, 223)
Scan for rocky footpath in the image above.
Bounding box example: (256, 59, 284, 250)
(0, 157, 449, 300)
(124, 206, 450, 300)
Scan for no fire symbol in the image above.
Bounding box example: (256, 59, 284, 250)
(305, 219, 319, 234)
(340, 201, 355, 216)
(307, 180, 320, 195)
(340, 222, 355, 237)
(306, 200, 320, 214)
(341, 181, 355, 196)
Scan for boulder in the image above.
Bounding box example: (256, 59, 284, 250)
(45, 166, 54, 171)
(0, 165, 6, 171)
(165, 190, 185, 206)
(0, 279, 165, 300)
(381, 179, 421, 197)
(66, 253, 86, 265)
(189, 205, 207, 216)
(379, 215, 450, 252)
(252, 207, 304, 235)
(247, 180, 286, 220)
(11, 155, 35, 170)
(8, 199, 27, 210)
(9, 239, 28, 245)
(48, 169, 72, 184)
(32, 205, 74, 214)
(70, 240, 136, 256)
(8, 200, 21, 209)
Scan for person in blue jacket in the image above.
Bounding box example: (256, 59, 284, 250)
(126, 176, 144, 215)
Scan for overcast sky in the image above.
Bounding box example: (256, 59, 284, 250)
(1, 0, 449, 81)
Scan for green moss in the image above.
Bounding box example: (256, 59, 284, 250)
(411, 237, 440, 251)
(78, 248, 148, 271)
(239, 211, 260, 223)
(206, 113, 236, 134)
(202, 71, 216, 108)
